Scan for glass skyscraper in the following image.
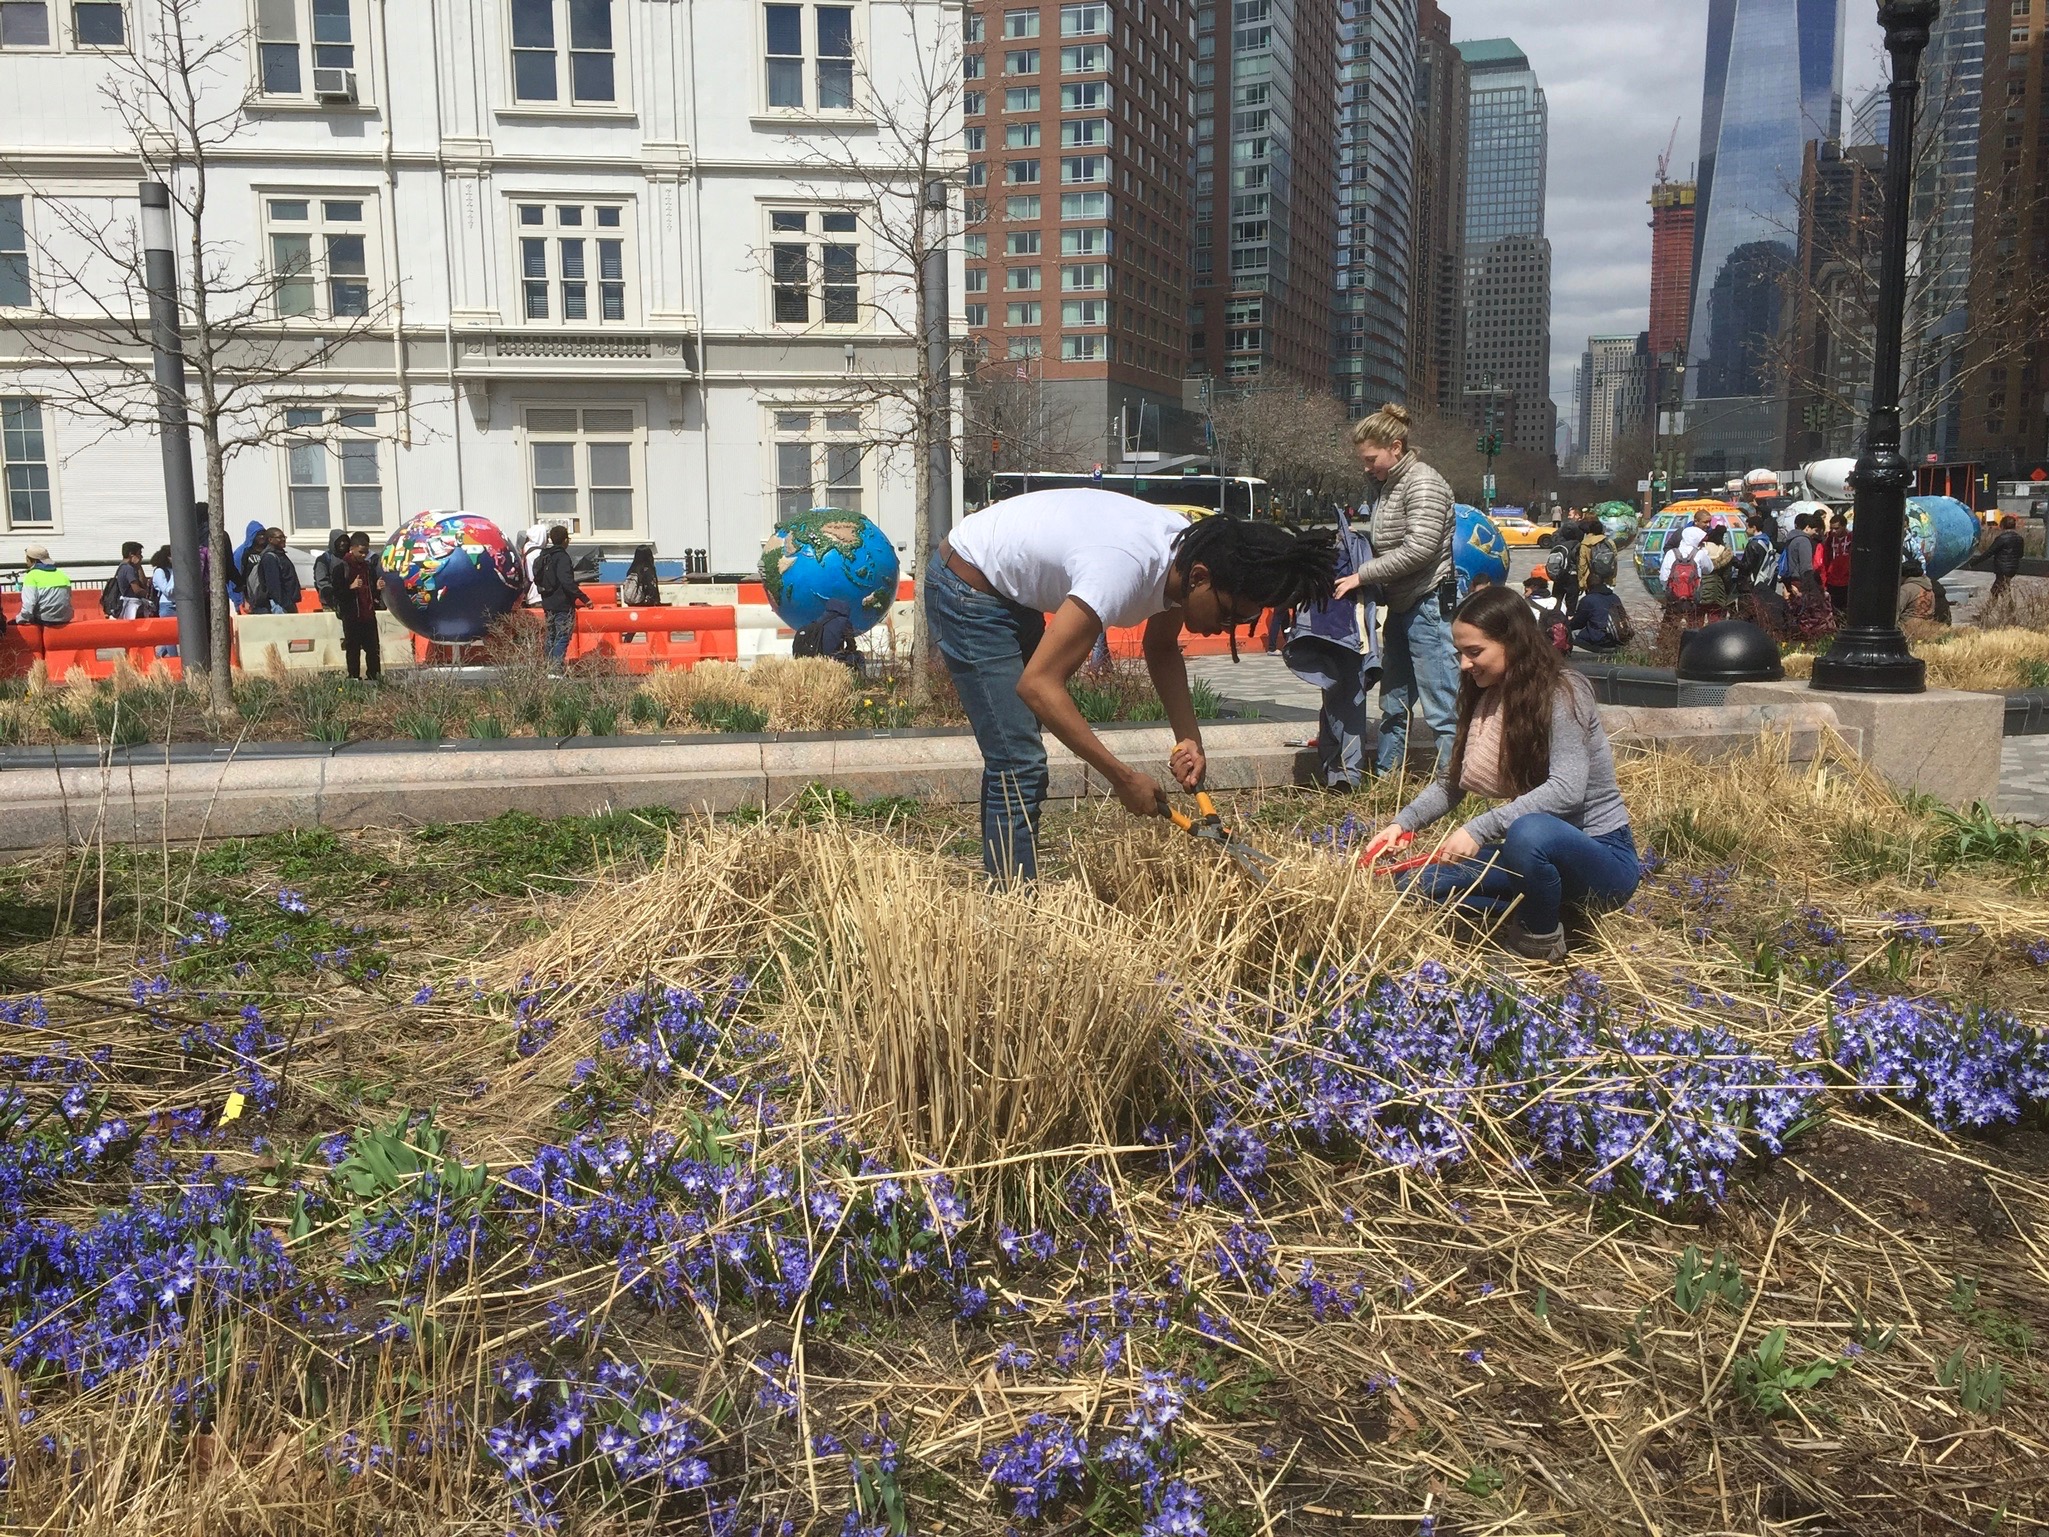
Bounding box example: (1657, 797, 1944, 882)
(1333, 0, 1417, 414)
(1685, 0, 1844, 466)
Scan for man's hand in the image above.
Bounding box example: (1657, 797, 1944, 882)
(1169, 738, 1205, 791)
(1116, 767, 1165, 817)
(1359, 824, 1410, 866)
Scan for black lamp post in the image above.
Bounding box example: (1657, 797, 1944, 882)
(1812, 0, 1938, 694)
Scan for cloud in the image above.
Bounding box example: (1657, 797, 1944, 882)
(1442, 0, 1886, 410)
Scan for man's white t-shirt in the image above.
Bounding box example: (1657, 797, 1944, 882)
(947, 490, 1189, 630)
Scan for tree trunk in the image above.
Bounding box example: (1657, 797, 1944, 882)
(203, 432, 232, 712)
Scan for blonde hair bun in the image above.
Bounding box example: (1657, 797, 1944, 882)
(1351, 401, 1414, 448)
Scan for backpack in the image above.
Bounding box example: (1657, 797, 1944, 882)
(791, 618, 827, 658)
(1585, 538, 1618, 585)
(1544, 544, 1570, 584)
(1666, 553, 1700, 602)
(100, 572, 125, 618)
(1546, 614, 1572, 655)
(534, 548, 561, 598)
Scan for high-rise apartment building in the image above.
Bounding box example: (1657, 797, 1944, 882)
(1189, 0, 1342, 387)
(1575, 335, 1649, 479)
(1333, 0, 1417, 413)
(1903, 0, 1986, 462)
(1957, 4, 2049, 475)
(1648, 180, 1697, 365)
(1406, 0, 1469, 415)
(1686, 0, 1844, 475)
(1782, 139, 1885, 463)
(962, 0, 1197, 462)
(1458, 38, 1552, 458)
(1851, 81, 1891, 148)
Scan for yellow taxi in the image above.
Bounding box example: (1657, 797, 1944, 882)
(1491, 510, 1553, 549)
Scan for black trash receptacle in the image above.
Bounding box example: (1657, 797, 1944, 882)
(1676, 620, 1784, 707)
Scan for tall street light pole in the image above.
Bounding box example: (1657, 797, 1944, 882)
(921, 176, 954, 545)
(1812, 0, 1937, 694)
(138, 181, 209, 669)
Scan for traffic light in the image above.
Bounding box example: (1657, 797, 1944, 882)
(1474, 433, 1502, 457)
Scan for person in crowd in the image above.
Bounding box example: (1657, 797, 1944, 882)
(1359, 584, 1641, 962)
(1331, 403, 1459, 777)
(235, 524, 266, 611)
(336, 535, 382, 681)
(1821, 512, 1854, 613)
(1694, 526, 1736, 622)
(1780, 512, 1834, 641)
(817, 596, 865, 674)
(1986, 515, 2026, 604)
(1733, 512, 1783, 634)
(1569, 574, 1632, 653)
(106, 540, 150, 619)
(313, 530, 351, 612)
(1656, 517, 1709, 654)
(150, 546, 178, 658)
(1283, 507, 1379, 791)
(1522, 573, 1571, 655)
(532, 525, 588, 673)
(1547, 510, 1601, 613)
(928, 487, 1334, 882)
(18, 544, 73, 626)
(620, 543, 664, 608)
(257, 528, 301, 614)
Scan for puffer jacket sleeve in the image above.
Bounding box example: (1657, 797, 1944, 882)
(1354, 464, 1455, 590)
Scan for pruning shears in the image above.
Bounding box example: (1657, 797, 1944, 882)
(1361, 828, 1438, 876)
(1158, 790, 1278, 887)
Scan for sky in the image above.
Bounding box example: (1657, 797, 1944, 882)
(1439, 0, 1889, 421)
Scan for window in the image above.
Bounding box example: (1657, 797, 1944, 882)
(963, 51, 985, 78)
(0, 196, 27, 307)
(1060, 117, 1107, 146)
(1061, 299, 1106, 326)
(516, 202, 629, 323)
(964, 89, 984, 113)
(73, 1, 122, 43)
(765, 3, 854, 110)
(509, 0, 614, 104)
(963, 11, 982, 41)
(962, 233, 987, 257)
(2, 0, 123, 47)
(528, 407, 638, 532)
(1003, 86, 1039, 110)
(1005, 301, 1041, 325)
(1060, 226, 1110, 255)
(1061, 262, 1106, 290)
(963, 126, 986, 152)
(1061, 81, 1106, 110)
(1001, 9, 1038, 37)
(282, 407, 382, 533)
(1005, 159, 1040, 184)
(1005, 120, 1041, 148)
(1060, 43, 1106, 72)
(1004, 229, 1040, 255)
(1060, 3, 1107, 35)
(965, 161, 988, 187)
(964, 302, 988, 327)
(1061, 155, 1107, 183)
(1005, 266, 1040, 290)
(964, 267, 987, 292)
(266, 197, 371, 319)
(2, 397, 52, 528)
(1060, 192, 1108, 220)
(256, 0, 355, 95)
(1005, 194, 1041, 220)
(768, 207, 860, 326)
(1003, 48, 1037, 74)
(1010, 336, 1042, 360)
(1060, 334, 1106, 361)
(772, 409, 865, 517)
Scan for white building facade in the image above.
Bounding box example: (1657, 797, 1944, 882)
(0, 0, 959, 579)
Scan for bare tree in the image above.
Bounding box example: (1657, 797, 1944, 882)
(4, 0, 402, 708)
(759, 1, 963, 700)
(1207, 372, 1371, 515)
(961, 354, 1096, 498)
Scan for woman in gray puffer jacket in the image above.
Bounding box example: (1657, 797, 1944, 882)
(1334, 403, 1459, 775)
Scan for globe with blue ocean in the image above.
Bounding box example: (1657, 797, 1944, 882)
(759, 508, 902, 634)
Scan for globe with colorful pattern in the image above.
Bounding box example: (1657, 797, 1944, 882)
(1454, 504, 1511, 596)
(379, 511, 525, 643)
(760, 508, 901, 634)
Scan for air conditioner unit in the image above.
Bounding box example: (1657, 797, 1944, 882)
(313, 68, 358, 103)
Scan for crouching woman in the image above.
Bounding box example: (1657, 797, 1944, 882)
(1359, 585, 1641, 960)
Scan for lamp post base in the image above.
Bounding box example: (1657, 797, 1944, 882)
(1809, 625, 1927, 694)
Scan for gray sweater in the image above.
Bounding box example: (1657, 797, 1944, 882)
(1395, 677, 1632, 845)
(1353, 451, 1456, 614)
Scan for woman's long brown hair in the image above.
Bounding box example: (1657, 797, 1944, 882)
(1445, 584, 1572, 797)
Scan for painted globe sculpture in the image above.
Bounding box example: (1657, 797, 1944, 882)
(378, 510, 524, 643)
(1635, 501, 1747, 602)
(759, 507, 901, 634)
(1593, 500, 1639, 548)
(1906, 495, 1978, 580)
(1454, 504, 1510, 597)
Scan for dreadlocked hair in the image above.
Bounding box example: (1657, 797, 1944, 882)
(1171, 517, 1337, 612)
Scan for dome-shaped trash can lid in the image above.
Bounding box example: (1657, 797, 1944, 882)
(1677, 619, 1785, 684)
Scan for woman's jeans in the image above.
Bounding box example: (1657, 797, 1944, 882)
(544, 610, 575, 666)
(1375, 597, 1460, 776)
(1317, 648, 1375, 787)
(925, 550, 1048, 881)
(1399, 816, 1640, 934)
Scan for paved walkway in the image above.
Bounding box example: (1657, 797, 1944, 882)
(1192, 651, 2047, 824)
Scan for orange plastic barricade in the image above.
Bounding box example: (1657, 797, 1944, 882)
(1071, 610, 1273, 662)
(568, 605, 739, 673)
(0, 624, 37, 679)
(26, 617, 184, 680)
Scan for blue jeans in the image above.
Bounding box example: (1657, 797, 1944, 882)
(1399, 816, 1641, 934)
(1317, 648, 1375, 787)
(925, 550, 1048, 881)
(545, 610, 575, 666)
(1375, 598, 1460, 776)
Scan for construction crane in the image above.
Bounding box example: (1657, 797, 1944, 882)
(1655, 119, 1681, 185)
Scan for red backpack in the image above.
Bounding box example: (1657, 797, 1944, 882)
(1667, 554, 1700, 601)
